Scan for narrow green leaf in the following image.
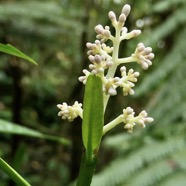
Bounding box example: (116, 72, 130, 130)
(0, 119, 70, 146)
(82, 74, 104, 161)
(0, 157, 31, 186)
(0, 43, 37, 65)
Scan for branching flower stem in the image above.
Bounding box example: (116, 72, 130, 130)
(102, 115, 123, 135)
(57, 4, 155, 186)
(104, 25, 122, 111)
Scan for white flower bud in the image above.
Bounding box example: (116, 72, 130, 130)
(98, 68, 104, 73)
(88, 55, 94, 62)
(140, 110, 147, 117)
(141, 62, 148, 70)
(122, 27, 128, 34)
(142, 47, 152, 55)
(108, 87, 117, 96)
(95, 24, 104, 34)
(120, 66, 126, 72)
(108, 11, 116, 22)
(122, 4, 131, 17)
(126, 107, 133, 114)
(94, 54, 102, 63)
(134, 72, 140, 77)
(129, 69, 134, 73)
(92, 70, 98, 74)
(104, 30, 111, 37)
(119, 13, 126, 23)
(137, 44, 145, 52)
(145, 117, 154, 123)
(106, 60, 113, 67)
(147, 53, 155, 60)
(86, 42, 92, 49)
(124, 123, 132, 129)
(131, 30, 141, 36)
(114, 77, 120, 82)
(89, 64, 95, 70)
(125, 30, 141, 40)
(129, 89, 134, 95)
(145, 60, 152, 66)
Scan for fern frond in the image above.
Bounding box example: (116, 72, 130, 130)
(0, 1, 84, 36)
(91, 137, 186, 186)
(159, 172, 186, 186)
(147, 59, 186, 125)
(135, 26, 186, 97)
(125, 149, 186, 186)
(153, 0, 185, 12)
(144, 4, 186, 46)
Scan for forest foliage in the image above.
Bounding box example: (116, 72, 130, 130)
(0, 0, 186, 185)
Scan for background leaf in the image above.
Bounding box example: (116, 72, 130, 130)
(82, 74, 104, 161)
(0, 119, 70, 145)
(0, 44, 37, 65)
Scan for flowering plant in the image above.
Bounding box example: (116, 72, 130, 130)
(57, 4, 154, 186)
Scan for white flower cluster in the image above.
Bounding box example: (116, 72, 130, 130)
(79, 4, 154, 96)
(58, 4, 154, 134)
(102, 66, 140, 96)
(132, 43, 154, 70)
(122, 107, 154, 133)
(57, 101, 82, 122)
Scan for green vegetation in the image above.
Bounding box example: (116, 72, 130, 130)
(0, 0, 186, 185)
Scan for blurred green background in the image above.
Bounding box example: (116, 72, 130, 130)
(0, 0, 186, 185)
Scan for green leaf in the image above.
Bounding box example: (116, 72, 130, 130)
(82, 74, 104, 161)
(0, 44, 37, 65)
(0, 119, 70, 146)
(0, 157, 31, 186)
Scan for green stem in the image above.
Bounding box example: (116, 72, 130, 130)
(76, 154, 98, 186)
(116, 56, 135, 64)
(103, 24, 122, 111)
(102, 115, 123, 135)
(0, 157, 31, 186)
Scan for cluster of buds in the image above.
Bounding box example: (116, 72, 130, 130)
(58, 4, 154, 134)
(95, 25, 111, 43)
(57, 101, 82, 122)
(78, 4, 154, 97)
(122, 107, 154, 133)
(102, 66, 140, 96)
(132, 43, 154, 69)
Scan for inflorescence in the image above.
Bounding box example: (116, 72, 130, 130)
(57, 4, 154, 134)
